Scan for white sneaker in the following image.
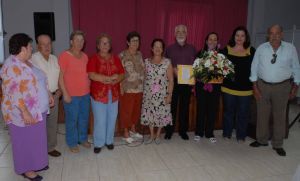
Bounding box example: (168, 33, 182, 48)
(209, 137, 217, 143)
(194, 135, 201, 141)
(129, 131, 143, 139)
(122, 137, 134, 144)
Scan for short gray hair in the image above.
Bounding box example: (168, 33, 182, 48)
(175, 24, 187, 33)
(267, 24, 283, 34)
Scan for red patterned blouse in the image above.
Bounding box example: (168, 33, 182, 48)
(87, 54, 124, 103)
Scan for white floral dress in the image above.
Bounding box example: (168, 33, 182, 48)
(140, 58, 172, 127)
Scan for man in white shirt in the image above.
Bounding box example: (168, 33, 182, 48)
(32, 34, 61, 157)
(249, 24, 300, 156)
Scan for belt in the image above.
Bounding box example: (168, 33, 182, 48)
(260, 79, 290, 85)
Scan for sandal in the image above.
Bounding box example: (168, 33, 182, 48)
(144, 138, 154, 145)
(69, 146, 79, 153)
(154, 137, 161, 145)
(209, 137, 217, 143)
(80, 141, 91, 148)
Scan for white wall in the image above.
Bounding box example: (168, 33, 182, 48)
(1, 0, 72, 61)
(247, 0, 300, 97)
(247, 0, 300, 46)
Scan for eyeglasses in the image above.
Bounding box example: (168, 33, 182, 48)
(130, 39, 139, 43)
(271, 53, 277, 64)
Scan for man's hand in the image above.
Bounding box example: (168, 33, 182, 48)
(253, 84, 262, 101)
(289, 84, 299, 100)
(49, 94, 55, 107)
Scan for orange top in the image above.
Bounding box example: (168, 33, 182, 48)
(58, 51, 90, 96)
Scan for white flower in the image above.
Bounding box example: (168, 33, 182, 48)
(204, 60, 211, 68)
(217, 53, 225, 59)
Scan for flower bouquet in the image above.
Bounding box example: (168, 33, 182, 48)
(192, 50, 234, 84)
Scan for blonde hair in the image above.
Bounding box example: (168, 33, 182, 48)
(69, 30, 85, 41)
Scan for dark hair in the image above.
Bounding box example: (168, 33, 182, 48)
(228, 26, 251, 49)
(9, 33, 33, 55)
(96, 33, 112, 53)
(203, 32, 219, 51)
(151, 38, 165, 55)
(126, 31, 140, 42)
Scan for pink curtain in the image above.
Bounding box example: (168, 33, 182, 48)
(71, 0, 248, 57)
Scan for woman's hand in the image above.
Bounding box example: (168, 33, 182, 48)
(22, 109, 37, 125)
(165, 94, 172, 104)
(103, 76, 112, 84)
(110, 74, 119, 84)
(63, 94, 72, 103)
(289, 84, 299, 100)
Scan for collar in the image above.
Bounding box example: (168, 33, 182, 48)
(175, 41, 187, 47)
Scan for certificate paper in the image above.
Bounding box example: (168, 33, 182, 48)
(177, 65, 195, 85)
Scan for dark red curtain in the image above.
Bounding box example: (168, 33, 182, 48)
(71, 0, 248, 57)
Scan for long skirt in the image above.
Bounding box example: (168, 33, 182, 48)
(8, 113, 48, 174)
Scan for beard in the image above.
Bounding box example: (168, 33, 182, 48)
(176, 37, 186, 44)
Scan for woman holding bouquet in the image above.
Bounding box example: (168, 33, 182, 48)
(221, 26, 255, 142)
(141, 39, 174, 144)
(194, 32, 221, 143)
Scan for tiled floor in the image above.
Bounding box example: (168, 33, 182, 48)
(0, 104, 300, 181)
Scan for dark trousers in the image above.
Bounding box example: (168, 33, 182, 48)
(195, 82, 220, 138)
(222, 93, 251, 140)
(256, 80, 290, 148)
(165, 79, 191, 136)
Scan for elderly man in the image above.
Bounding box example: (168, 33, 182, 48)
(32, 34, 61, 157)
(249, 24, 300, 156)
(164, 24, 196, 140)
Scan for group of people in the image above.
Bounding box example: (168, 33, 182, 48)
(1, 23, 299, 180)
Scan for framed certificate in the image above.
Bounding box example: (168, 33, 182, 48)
(177, 65, 195, 85)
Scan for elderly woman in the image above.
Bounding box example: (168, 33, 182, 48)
(1, 33, 54, 180)
(141, 38, 174, 144)
(87, 34, 124, 154)
(58, 30, 91, 153)
(119, 31, 144, 143)
(221, 26, 256, 142)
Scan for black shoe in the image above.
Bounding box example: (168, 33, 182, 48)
(94, 147, 101, 154)
(164, 133, 172, 140)
(179, 133, 189, 140)
(48, 150, 61, 157)
(22, 173, 43, 181)
(106, 144, 114, 150)
(273, 147, 286, 156)
(249, 141, 268, 147)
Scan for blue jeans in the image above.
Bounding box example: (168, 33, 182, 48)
(222, 93, 251, 140)
(63, 94, 90, 147)
(91, 91, 118, 147)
